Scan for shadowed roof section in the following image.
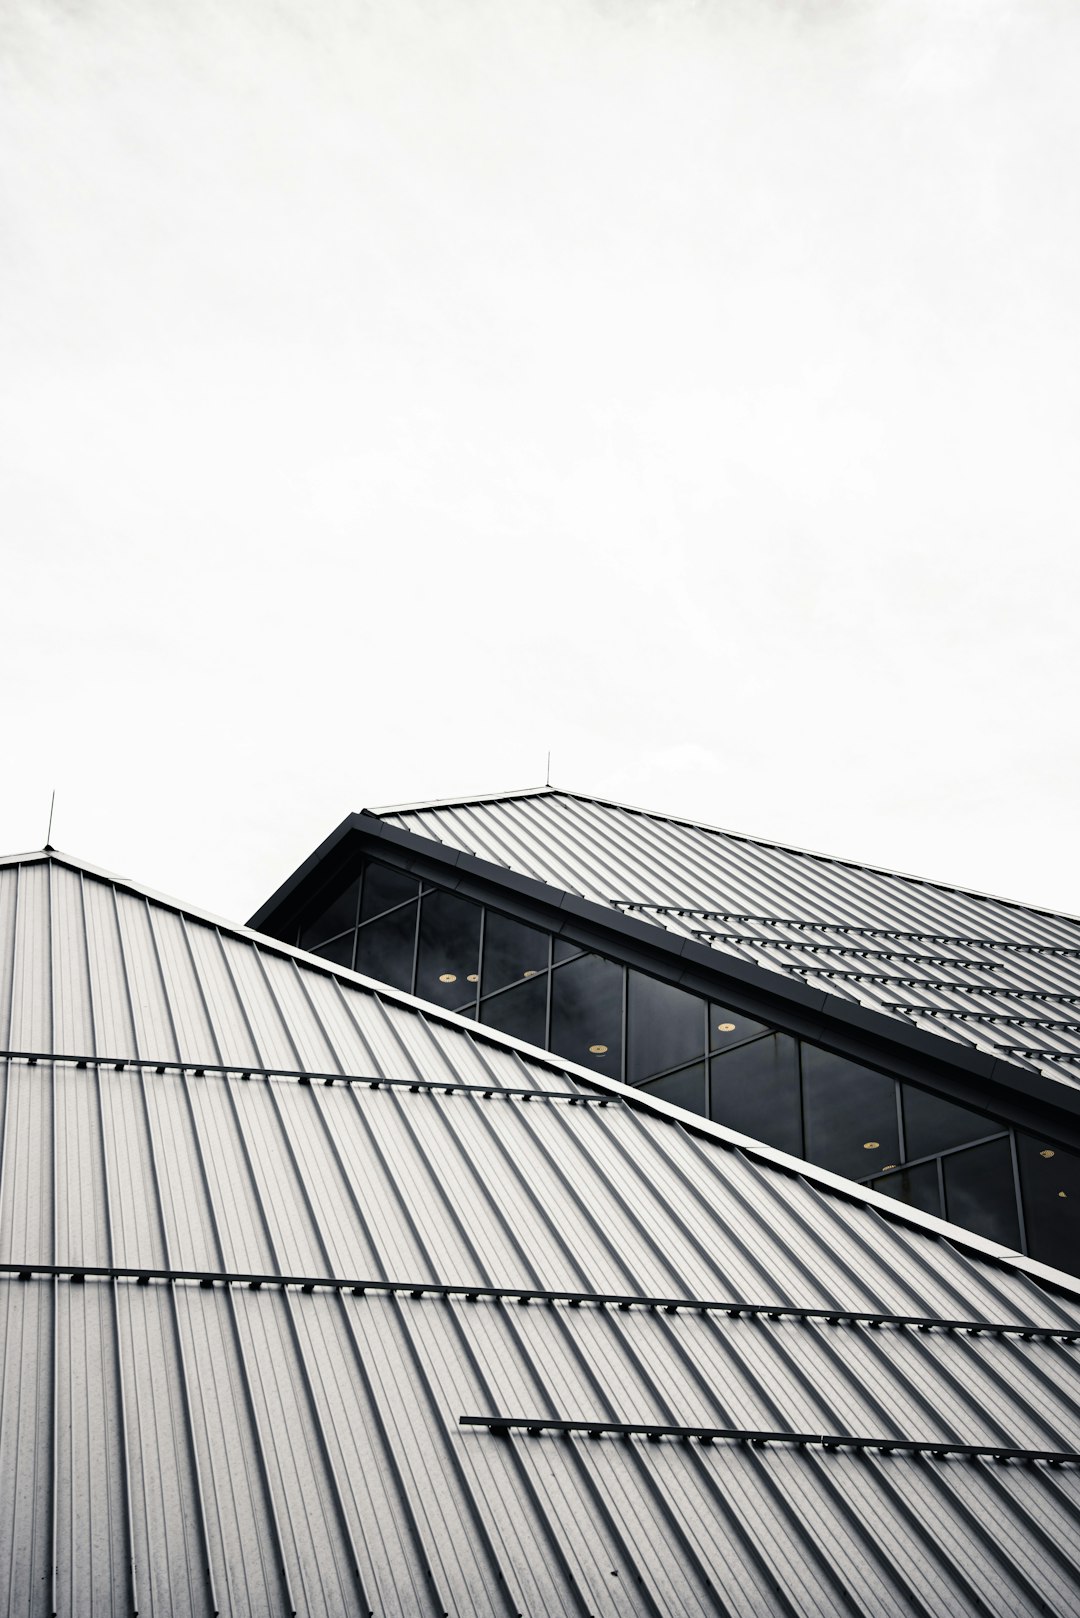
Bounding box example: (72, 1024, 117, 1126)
(371, 786, 1080, 1091)
(3, 849, 1080, 1615)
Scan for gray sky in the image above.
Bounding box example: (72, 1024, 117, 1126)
(2, 0, 1079, 924)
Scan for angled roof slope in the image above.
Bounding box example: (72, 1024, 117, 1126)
(373, 787, 1080, 1091)
(3, 851, 1080, 1616)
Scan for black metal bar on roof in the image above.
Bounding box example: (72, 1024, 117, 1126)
(939, 983, 1075, 996)
(0, 1049, 608, 1106)
(4, 1262, 1077, 1342)
(459, 1415, 1080, 1465)
(786, 969, 1004, 985)
(883, 1007, 1080, 1030)
(1001, 1047, 1080, 1059)
(614, 908, 1080, 953)
(702, 941, 1018, 966)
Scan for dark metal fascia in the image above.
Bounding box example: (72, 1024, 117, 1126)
(246, 813, 363, 933)
(246, 815, 1080, 1151)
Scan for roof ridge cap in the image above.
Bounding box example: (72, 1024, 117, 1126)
(369, 785, 558, 815)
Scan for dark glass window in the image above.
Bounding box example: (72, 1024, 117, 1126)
(481, 911, 550, 995)
(299, 876, 360, 951)
(553, 936, 585, 963)
(709, 1003, 769, 1052)
(711, 1035, 802, 1156)
(942, 1137, 1021, 1249)
(353, 902, 418, 993)
(1016, 1132, 1080, 1275)
(641, 1064, 707, 1117)
(801, 1045, 900, 1182)
(480, 976, 549, 1049)
(453, 984, 480, 1019)
(550, 953, 623, 1080)
(871, 1161, 942, 1219)
(415, 890, 482, 1009)
(312, 931, 355, 970)
(360, 863, 419, 922)
(626, 972, 705, 1082)
(902, 1084, 998, 1161)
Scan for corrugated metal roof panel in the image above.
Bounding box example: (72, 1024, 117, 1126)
(5, 1274, 1080, 1616)
(375, 789, 1080, 1088)
(3, 851, 1080, 1615)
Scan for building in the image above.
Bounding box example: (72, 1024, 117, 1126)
(1, 825, 1079, 1614)
(251, 786, 1080, 1274)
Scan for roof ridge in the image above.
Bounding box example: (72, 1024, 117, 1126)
(369, 785, 556, 815)
(0, 847, 270, 936)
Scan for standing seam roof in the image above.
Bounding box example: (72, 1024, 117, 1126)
(373, 789, 1080, 1089)
(2, 852, 1080, 1616)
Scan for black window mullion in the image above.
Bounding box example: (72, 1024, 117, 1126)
(467, 907, 486, 1020)
(858, 1130, 1010, 1183)
(409, 898, 421, 996)
(713, 1027, 775, 1057)
(645, 1031, 772, 1090)
(1009, 1129, 1029, 1256)
(347, 865, 362, 971)
(894, 1080, 906, 1165)
(543, 930, 553, 1048)
(543, 962, 552, 1050)
(352, 861, 366, 966)
(797, 1038, 806, 1158)
(797, 1040, 806, 1162)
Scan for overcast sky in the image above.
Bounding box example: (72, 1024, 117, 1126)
(2, 0, 1079, 924)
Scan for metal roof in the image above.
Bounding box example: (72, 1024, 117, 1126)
(373, 788, 1080, 1092)
(4, 850, 1080, 1616)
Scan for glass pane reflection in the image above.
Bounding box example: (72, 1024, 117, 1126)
(312, 932, 355, 970)
(360, 863, 419, 922)
(942, 1137, 1020, 1249)
(480, 976, 548, 1049)
(550, 953, 623, 1080)
(482, 911, 550, 995)
(871, 1161, 942, 1218)
(802, 1046, 900, 1182)
(641, 1065, 707, 1117)
(902, 1084, 997, 1161)
(627, 972, 704, 1082)
(354, 901, 417, 993)
(300, 876, 360, 951)
(711, 1035, 802, 1156)
(1016, 1133, 1080, 1273)
(709, 1004, 769, 1052)
(415, 890, 482, 1009)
